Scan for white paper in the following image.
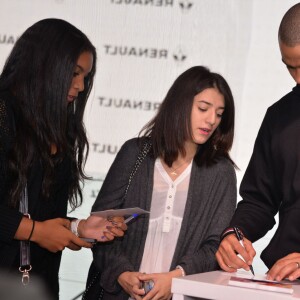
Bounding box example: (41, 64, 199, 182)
(228, 272, 294, 294)
(91, 207, 149, 218)
(234, 270, 300, 284)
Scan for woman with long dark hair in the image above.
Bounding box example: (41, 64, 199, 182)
(0, 18, 125, 299)
(88, 66, 237, 300)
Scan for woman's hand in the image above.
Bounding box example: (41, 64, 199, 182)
(78, 215, 127, 242)
(30, 218, 92, 252)
(138, 269, 182, 300)
(118, 271, 145, 299)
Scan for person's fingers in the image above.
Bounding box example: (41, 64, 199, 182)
(243, 238, 256, 261)
(71, 235, 93, 249)
(115, 222, 127, 231)
(233, 245, 253, 267)
(138, 274, 154, 281)
(108, 216, 127, 231)
(267, 256, 289, 280)
(67, 241, 82, 251)
(132, 284, 145, 296)
(59, 218, 71, 229)
(107, 225, 125, 237)
(284, 253, 300, 260)
(269, 262, 293, 281)
(216, 245, 238, 268)
(268, 258, 300, 281)
(215, 250, 237, 272)
(108, 216, 124, 225)
(288, 262, 300, 281)
(131, 294, 143, 300)
(142, 289, 156, 300)
(217, 235, 251, 270)
(103, 231, 115, 241)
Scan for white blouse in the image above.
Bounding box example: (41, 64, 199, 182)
(139, 158, 192, 274)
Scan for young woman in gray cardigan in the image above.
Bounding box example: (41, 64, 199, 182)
(89, 66, 237, 300)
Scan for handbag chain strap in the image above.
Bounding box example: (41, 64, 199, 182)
(19, 183, 32, 285)
(123, 140, 152, 198)
(82, 140, 151, 300)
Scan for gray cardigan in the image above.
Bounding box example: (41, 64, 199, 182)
(91, 138, 237, 298)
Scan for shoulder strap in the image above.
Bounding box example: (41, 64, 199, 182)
(19, 184, 32, 285)
(123, 140, 151, 199)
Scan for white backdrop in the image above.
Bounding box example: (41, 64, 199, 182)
(0, 1, 298, 299)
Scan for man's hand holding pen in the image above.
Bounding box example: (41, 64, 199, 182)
(233, 227, 255, 275)
(216, 228, 256, 274)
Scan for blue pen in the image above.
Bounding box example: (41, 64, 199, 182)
(124, 213, 139, 224)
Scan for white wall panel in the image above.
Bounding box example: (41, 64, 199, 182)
(0, 1, 299, 298)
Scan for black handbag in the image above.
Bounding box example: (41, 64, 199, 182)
(82, 140, 151, 300)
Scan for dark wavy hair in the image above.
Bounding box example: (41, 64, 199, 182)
(140, 66, 235, 167)
(0, 18, 97, 209)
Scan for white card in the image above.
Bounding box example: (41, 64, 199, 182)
(91, 207, 149, 218)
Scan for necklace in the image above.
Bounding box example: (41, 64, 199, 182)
(169, 160, 191, 176)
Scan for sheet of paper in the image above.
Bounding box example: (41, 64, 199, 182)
(234, 270, 300, 284)
(91, 207, 149, 218)
(228, 274, 294, 294)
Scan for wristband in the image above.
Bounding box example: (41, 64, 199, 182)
(176, 265, 185, 277)
(70, 219, 82, 236)
(220, 227, 244, 242)
(220, 227, 235, 241)
(27, 220, 35, 241)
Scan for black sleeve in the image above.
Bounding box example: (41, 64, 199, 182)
(0, 97, 23, 244)
(230, 109, 279, 241)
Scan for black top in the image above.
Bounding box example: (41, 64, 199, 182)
(0, 90, 71, 299)
(230, 84, 300, 269)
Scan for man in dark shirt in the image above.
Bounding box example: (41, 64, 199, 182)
(216, 3, 300, 282)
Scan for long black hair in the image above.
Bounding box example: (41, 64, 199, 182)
(140, 66, 235, 167)
(1, 18, 97, 209)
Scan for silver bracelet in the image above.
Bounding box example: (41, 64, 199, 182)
(70, 219, 82, 236)
(176, 265, 186, 277)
